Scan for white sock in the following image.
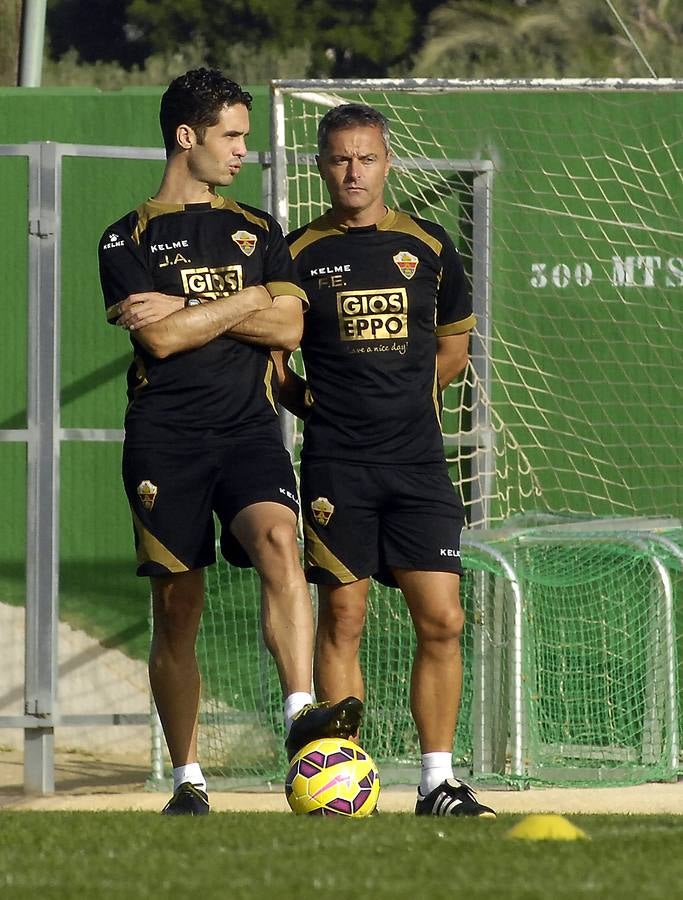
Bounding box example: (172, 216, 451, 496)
(419, 752, 454, 797)
(284, 691, 313, 735)
(173, 762, 206, 793)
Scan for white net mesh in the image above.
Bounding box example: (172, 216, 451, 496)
(273, 80, 683, 527)
(191, 81, 682, 786)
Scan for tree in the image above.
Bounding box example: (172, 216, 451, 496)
(47, 0, 151, 67)
(302, 0, 417, 76)
(0, 0, 23, 85)
(411, 0, 682, 78)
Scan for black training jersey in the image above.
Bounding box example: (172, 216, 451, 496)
(99, 195, 306, 447)
(287, 208, 475, 465)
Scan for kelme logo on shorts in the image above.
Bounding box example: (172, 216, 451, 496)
(137, 480, 158, 511)
(231, 230, 257, 256)
(311, 497, 334, 526)
(393, 251, 418, 280)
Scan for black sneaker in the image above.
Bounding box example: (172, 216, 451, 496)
(161, 782, 210, 816)
(286, 696, 364, 760)
(415, 778, 496, 818)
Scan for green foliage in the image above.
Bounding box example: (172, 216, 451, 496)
(47, 0, 150, 67)
(412, 0, 683, 78)
(42, 46, 209, 88)
(42, 0, 682, 82)
(0, 0, 21, 85)
(304, 0, 418, 76)
(42, 42, 312, 89)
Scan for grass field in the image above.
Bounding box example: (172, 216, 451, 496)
(1, 811, 681, 899)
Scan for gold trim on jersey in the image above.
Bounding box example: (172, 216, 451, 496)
(288, 208, 445, 260)
(264, 357, 277, 412)
(131, 195, 269, 244)
(303, 522, 357, 584)
(378, 210, 443, 257)
(131, 200, 184, 245)
(288, 212, 347, 259)
(131, 509, 189, 573)
(219, 196, 270, 233)
(266, 280, 309, 308)
(435, 313, 477, 336)
(432, 362, 442, 426)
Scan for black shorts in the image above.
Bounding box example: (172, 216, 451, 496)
(300, 459, 465, 587)
(122, 425, 299, 576)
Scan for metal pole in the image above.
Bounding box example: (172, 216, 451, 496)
(462, 537, 525, 779)
(19, 0, 47, 87)
(24, 141, 60, 792)
(469, 168, 494, 527)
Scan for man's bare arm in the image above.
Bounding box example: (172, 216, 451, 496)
(229, 295, 303, 352)
(115, 292, 184, 330)
(120, 286, 272, 358)
(436, 331, 470, 389)
(272, 350, 310, 419)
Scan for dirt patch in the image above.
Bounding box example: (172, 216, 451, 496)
(1, 749, 681, 813)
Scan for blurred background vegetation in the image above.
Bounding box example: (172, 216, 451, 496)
(1, 0, 682, 87)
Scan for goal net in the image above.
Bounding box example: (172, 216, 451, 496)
(191, 80, 682, 787)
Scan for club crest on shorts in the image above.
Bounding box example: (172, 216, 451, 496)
(311, 496, 334, 526)
(137, 480, 158, 510)
(231, 230, 257, 256)
(393, 251, 418, 280)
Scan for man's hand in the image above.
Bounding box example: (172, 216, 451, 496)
(116, 292, 185, 331)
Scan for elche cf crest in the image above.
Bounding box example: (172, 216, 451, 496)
(137, 480, 158, 510)
(231, 230, 257, 256)
(311, 497, 334, 526)
(393, 251, 418, 280)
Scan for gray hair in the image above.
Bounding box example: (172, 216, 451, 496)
(317, 103, 391, 155)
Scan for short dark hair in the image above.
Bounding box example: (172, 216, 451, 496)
(317, 103, 391, 155)
(159, 67, 253, 157)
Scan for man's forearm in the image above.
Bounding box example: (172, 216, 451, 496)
(134, 285, 271, 358)
(228, 295, 303, 352)
(436, 332, 470, 389)
(273, 351, 310, 419)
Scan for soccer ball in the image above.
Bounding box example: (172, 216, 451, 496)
(285, 737, 380, 816)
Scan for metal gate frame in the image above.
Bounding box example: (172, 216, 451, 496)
(0, 142, 270, 793)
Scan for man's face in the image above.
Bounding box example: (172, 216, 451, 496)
(317, 124, 391, 224)
(186, 103, 249, 187)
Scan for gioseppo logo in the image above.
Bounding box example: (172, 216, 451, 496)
(337, 288, 408, 341)
(180, 265, 243, 299)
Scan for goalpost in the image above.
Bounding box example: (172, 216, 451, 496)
(195, 79, 682, 787)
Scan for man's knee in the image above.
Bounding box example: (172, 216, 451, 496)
(263, 519, 298, 553)
(152, 572, 205, 636)
(319, 596, 366, 646)
(415, 601, 465, 645)
(251, 519, 303, 585)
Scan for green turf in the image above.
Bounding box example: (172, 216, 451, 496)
(0, 811, 681, 899)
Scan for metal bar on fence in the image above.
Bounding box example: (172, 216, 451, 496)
(24, 141, 60, 794)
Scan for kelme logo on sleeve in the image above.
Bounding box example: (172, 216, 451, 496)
(231, 230, 257, 256)
(137, 480, 158, 510)
(393, 251, 418, 280)
(311, 497, 335, 526)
